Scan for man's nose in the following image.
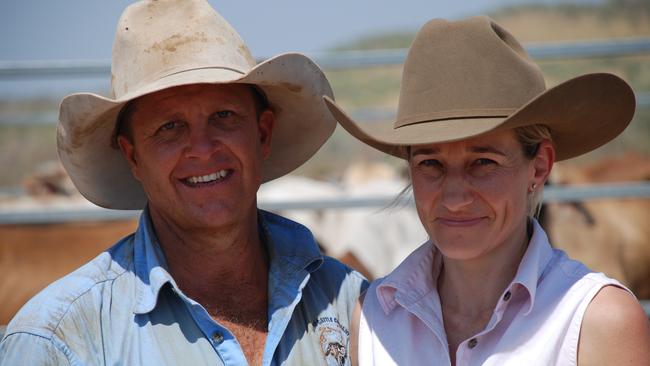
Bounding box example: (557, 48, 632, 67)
(184, 125, 220, 159)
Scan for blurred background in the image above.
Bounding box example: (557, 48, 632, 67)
(1, 0, 649, 325)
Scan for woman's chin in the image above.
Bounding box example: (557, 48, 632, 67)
(430, 234, 492, 261)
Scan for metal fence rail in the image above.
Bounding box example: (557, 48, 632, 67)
(0, 182, 649, 225)
(1, 37, 649, 79)
(311, 37, 650, 69)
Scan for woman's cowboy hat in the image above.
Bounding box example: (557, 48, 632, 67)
(57, 0, 336, 209)
(324, 16, 635, 160)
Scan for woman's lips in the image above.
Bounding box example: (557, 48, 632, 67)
(437, 217, 485, 227)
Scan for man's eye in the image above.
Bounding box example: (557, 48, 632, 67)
(160, 120, 180, 131)
(474, 158, 496, 166)
(215, 110, 234, 118)
(420, 159, 442, 168)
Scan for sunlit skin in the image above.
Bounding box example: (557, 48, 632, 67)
(409, 129, 552, 264)
(408, 129, 554, 362)
(117, 83, 275, 364)
(118, 83, 274, 234)
(350, 128, 650, 366)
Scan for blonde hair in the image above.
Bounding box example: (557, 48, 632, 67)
(514, 124, 553, 218)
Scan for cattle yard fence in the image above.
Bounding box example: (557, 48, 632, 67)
(1, 37, 649, 328)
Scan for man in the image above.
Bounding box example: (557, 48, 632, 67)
(0, 1, 367, 365)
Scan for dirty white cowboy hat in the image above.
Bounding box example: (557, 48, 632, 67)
(324, 16, 635, 160)
(57, 0, 336, 209)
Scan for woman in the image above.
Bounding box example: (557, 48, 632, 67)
(324, 16, 650, 365)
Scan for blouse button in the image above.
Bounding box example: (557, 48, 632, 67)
(503, 291, 512, 301)
(212, 331, 224, 344)
(468, 338, 478, 349)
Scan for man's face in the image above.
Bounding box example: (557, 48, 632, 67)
(118, 83, 274, 231)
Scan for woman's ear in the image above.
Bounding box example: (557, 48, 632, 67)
(530, 140, 555, 190)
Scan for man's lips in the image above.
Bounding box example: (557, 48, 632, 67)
(180, 169, 234, 187)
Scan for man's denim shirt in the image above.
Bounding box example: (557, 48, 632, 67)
(0, 209, 368, 365)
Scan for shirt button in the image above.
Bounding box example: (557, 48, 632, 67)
(468, 338, 478, 349)
(212, 331, 224, 344)
(503, 291, 512, 301)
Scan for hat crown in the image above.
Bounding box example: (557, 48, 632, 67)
(396, 16, 546, 128)
(111, 0, 256, 99)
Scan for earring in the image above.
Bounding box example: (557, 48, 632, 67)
(530, 183, 537, 192)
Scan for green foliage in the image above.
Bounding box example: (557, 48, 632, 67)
(326, 65, 402, 109)
(331, 32, 415, 51)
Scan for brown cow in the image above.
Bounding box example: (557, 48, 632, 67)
(541, 152, 650, 298)
(0, 217, 137, 325)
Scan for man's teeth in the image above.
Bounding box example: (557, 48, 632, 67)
(186, 170, 229, 184)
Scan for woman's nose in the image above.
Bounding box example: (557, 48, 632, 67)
(439, 172, 474, 212)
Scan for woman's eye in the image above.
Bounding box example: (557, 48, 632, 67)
(215, 110, 234, 118)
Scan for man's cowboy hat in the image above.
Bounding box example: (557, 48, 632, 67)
(324, 16, 635, 160)
(57, 0, 336, 209)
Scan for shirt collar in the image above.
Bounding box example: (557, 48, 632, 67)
(258, 210, 323, 275)
(376, 219, 554, 316)
(376, 241, 439, 315)
(259, 209, 324, 319)
(133, 207, 176, 315)
(132, 208, 324, 315)
(507, 219, 555, 315)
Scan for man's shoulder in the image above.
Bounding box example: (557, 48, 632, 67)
(3, 236, 135, 341)
(316, 256, 367, 281)
(261, 210, 369, 296)
(308, 256, 369, 300)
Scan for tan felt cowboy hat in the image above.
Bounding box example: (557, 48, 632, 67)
(57, 0, 336, 209)
(324, 16, 635, 161)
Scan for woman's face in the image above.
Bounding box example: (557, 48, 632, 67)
(409, 129, 553, 261)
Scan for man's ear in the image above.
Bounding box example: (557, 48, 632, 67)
(117, 135, 141, 181)
(530, 139, 555, 189)
(258, 109, 275, 159)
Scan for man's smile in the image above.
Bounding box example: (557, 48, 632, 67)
(182, 169, 233, 186)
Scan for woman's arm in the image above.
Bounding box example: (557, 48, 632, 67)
(350, 291, 366, 366)
(578, 285, 650, 366)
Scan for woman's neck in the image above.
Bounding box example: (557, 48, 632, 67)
(437, 219, 531, 322)
(437, 220, 531, 362)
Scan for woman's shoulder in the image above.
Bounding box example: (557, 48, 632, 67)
(578, 285, 650, 365)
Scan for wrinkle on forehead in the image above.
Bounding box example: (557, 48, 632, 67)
(409, 129, 519, 158)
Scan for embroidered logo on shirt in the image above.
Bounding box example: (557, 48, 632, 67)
(313, 316, 350, 366)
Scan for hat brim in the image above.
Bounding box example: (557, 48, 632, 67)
(58, 53, 335, 209)
(324, 73, 635, 161)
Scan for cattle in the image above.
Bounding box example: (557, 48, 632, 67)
(1, 155, 648, 325)
(0, 215, 136, 324)
(540, 152, 650, 298)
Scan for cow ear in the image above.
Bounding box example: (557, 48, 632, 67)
(531, 140, 555, 186)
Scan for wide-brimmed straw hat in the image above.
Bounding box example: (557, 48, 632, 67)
(324, 16, 635, 161)
(57, 0, 336, 209)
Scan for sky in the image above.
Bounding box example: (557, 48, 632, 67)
(0, 0, 601, 99)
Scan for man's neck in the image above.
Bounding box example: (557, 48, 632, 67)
(148, 207, 269, 318)
(148, 207, 270, 364)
